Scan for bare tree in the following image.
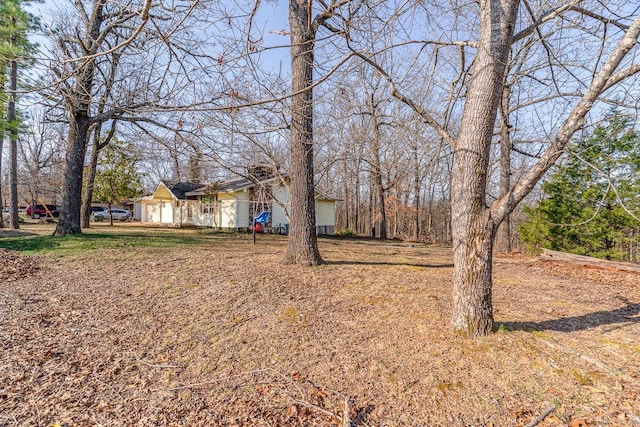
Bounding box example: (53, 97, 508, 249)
(345, 1, 640, 336)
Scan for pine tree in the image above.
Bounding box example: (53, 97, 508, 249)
(520, 114, 640, 262)
(0, 0, 37, 228)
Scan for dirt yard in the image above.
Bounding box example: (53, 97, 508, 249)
(1, 224, 639, 426)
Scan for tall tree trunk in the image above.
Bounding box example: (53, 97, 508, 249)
(451, 0, 518, 337)
(282, 0, 323, 266)
(55, 114, 92, 235)
(354, 158, 360, 233)
(0, 61, 5, 229)
(82, 127, 101, 229)
(82, 121, 116, 228)
(8, 58, 19, 229)
(496, 84, 512, 252)
(372, 143, 386, 239)
(413, 145, 421, 241)
(54, 0, 104, 236)
(0, 127, 4, 229)
(369, 94, 386, 240)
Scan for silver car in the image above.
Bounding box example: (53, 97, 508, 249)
(92, 208, 132, 221)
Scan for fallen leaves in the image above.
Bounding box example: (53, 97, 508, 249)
(1, 233, 639, 425)
(0, 248, 39, 282)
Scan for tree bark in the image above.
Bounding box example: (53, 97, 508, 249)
(412, 144, 421, 241)
(82, 127, 101, 229)
(55, 114, 92, 235)
(8, 58, 19, 229)
(82, 121, 116, 228)
(0, 61, 5, 229)
(451, 0, 519, 337)
(282, 0, 323, 266)
(368, 93, 387, 240)
(54, 0, 105, 236)
(496, 84, 512, 252)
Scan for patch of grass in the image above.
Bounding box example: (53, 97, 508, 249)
(598, 338, 640, 353)
(335, 228, 356, 237)
(568, 368, 593, 385)
(0, 231, 204, 255)
(282, 306, 299, 323)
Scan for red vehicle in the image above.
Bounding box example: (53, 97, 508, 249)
(25, 204, 59, 219)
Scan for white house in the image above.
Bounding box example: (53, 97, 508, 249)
(139, 173, 337, 235)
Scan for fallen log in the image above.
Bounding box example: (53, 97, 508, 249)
(540, 249, 640, 274)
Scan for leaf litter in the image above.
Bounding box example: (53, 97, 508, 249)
(0, 233, 639, 426)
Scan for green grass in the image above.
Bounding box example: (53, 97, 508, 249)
(0, 231, 206, 255)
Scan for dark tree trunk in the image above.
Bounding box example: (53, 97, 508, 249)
(55, 115, 92, 235)
(8, 58, 19, 229)
(372, 141, 386, 239)
(282, 0, 323, 266)
(0, 127, 4, 229)
(413, 145, 421, 241)
(0, 62, 5, 229)
(496, 84, 512, 252)
(82, 121, 116, 228)
(451, 0, 518, 337)
(369, 93, 386, 240)
(54, 0, 105, 236)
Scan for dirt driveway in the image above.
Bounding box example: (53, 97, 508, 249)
(1, 226, 638, 426)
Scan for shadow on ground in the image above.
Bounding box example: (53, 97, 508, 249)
(325, 260, 453, 268)
(503, 301, 639, 332)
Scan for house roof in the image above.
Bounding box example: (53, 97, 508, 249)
(160, 181, 208, 200)
(153, 176, 340, 201)
(184, 175, 281, 196)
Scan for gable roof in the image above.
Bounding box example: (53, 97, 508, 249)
(153, 175, 340, 201)
(158, 181, 207, 200)
(184, 175, 281, 196)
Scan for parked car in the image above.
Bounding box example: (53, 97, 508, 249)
(92, 208, 132, 221)
(25, 204, 59, 219)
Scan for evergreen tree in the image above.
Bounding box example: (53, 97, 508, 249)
(520, 114, 640, 262)
(0, 0, 38, 228)
(92, 140, 143, 226)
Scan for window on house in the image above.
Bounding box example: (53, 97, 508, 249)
(201, 196, 217, 215)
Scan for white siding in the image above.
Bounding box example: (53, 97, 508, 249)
(236, 191, 250, 228)
(134, 203, 142, 221)
(315, 200, 335, 226)
(193, 211, 216, 227)
(218, 193, 237, 228)
(143, 202, 161, 223)
(160, 201, 174, 224)
(271, 185, 290, 227)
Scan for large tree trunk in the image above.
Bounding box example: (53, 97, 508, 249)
(0, 62, 5, 229)
(55, 115, 92, 235)
(54, 0, 104, 236)
(282, 0, 323, 266)
(451, 0, 518, 337)
(8, 58, 19, 230)
(0, 127, 4, 229)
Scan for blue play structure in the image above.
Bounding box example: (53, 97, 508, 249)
(252, 211, 270, 244)
(253, 210, 270, 226)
